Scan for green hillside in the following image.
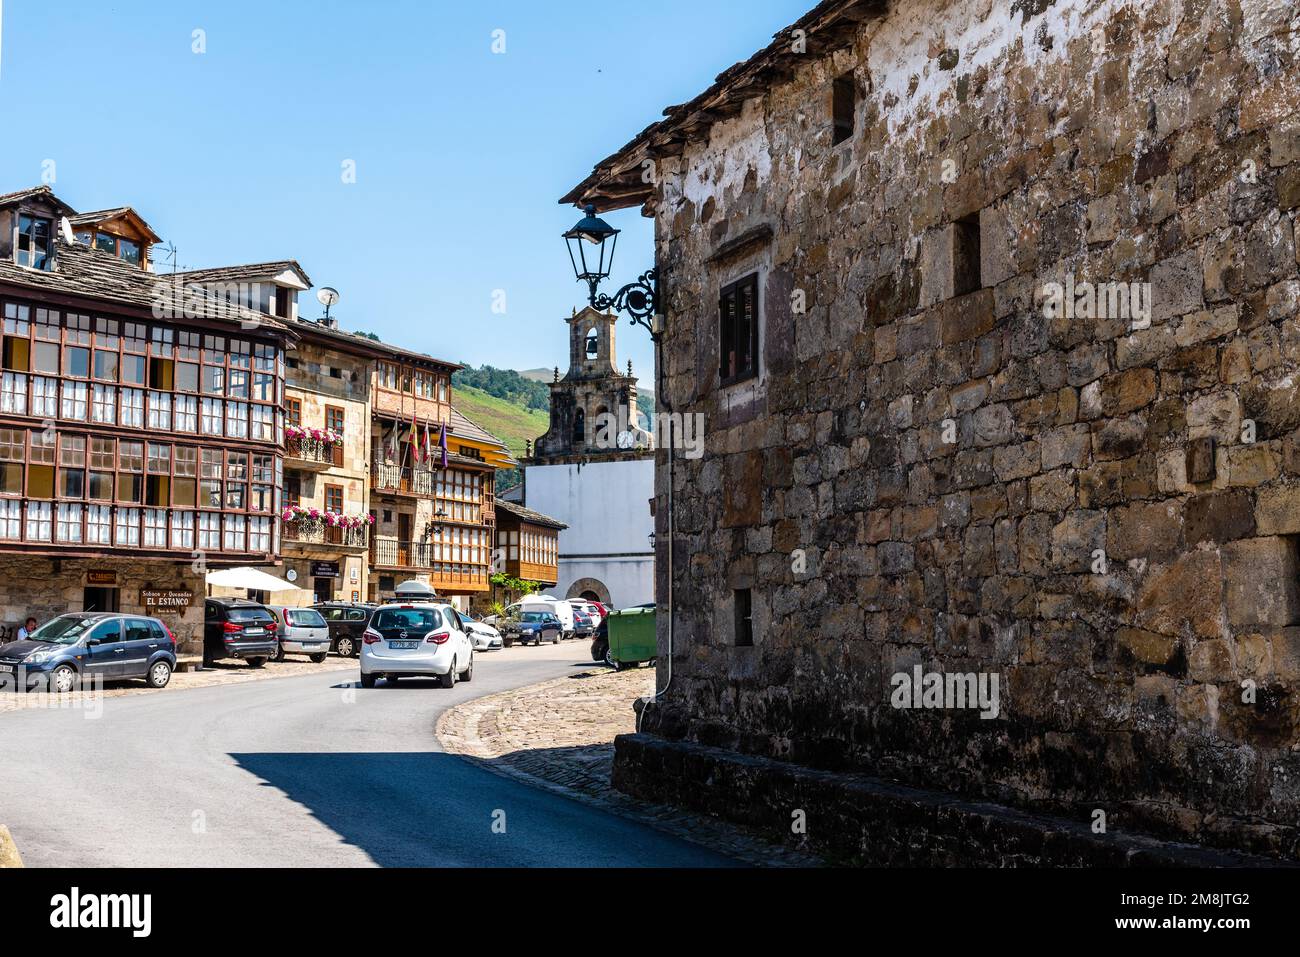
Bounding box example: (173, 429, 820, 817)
(454, 384, 549, 459)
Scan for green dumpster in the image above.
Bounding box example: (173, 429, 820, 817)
(606, 604, 657, 670)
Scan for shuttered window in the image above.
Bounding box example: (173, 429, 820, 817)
(719, 273, 759, 386)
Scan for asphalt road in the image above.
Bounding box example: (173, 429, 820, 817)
(0, 643, 731, 867)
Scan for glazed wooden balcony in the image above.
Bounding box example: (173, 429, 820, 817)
(369, 536, 490, 591)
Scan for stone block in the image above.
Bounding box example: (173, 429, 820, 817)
(1222, 537, 1300, 629)
(1183, 489, 1256, 545)
(1108, 500, 1182, 561)
(1255, 485, 1300, 535)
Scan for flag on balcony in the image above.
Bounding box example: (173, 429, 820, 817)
(439, 422, 448, 469)
(407, 412, 418, 465)
(422, 417, 433, 465)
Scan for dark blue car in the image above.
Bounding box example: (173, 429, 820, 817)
(0, 613, 177, 693)
(503, 611, 562, 647)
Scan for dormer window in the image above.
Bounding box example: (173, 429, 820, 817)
(83, 231, 142, 267)
(16, 214, 53, 270)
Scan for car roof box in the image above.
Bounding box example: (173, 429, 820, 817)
(393, 580, 439, 601)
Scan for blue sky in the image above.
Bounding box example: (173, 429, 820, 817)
(0, 0, 809, 384)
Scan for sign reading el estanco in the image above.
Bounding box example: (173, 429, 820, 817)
(140, 589, 194, 610)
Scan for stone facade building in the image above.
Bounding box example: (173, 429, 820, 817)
(367, 352, 504, 608)
(280, 304, 387, 605)
(566, 0, 1300, 858)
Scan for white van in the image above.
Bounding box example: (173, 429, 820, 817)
(508, 596, 576, 638)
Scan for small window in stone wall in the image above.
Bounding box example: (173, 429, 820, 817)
(953, 212, 982, 296)
(719, 274, 760, 386)
(734, 588, 754, 647)
(832, 72, 856, 145)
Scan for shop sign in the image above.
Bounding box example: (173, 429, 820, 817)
(141, 590, 194, 610)
(312, 561, 340, 579)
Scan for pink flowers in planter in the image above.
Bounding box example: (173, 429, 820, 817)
(285, 425, 343, 445)
(280, 504, 370, 529)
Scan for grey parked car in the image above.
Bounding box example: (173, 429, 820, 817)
(0, 613, 177, 692)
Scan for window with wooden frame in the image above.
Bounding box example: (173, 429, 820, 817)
(326, 405, 345, 466)
(323, 483, 344, 544)
(16, 214, 53, 270)
(284, 473, 302, 508)
(719, 274, 760, 386)
(285, 397, 302, 428)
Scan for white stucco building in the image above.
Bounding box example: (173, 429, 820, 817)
(519, 459, 654, 608)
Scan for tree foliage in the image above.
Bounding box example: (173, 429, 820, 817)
(453, 364, 550, 413)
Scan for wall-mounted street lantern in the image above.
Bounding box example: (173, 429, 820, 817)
(564, 204, 659, 341)
(648, 531, 656, 549)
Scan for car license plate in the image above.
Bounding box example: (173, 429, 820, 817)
(245, 628, 265, 636)
(389, 641, 418, 650)
(0, 663, 13, 673)
(304, 643, 325, 650)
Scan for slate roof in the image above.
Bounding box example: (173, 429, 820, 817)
(0, 186, 75, 215)
(0, 239, 293, 334)
(561, 0, 882, 212)
(67, 207, 132, 225)
(290, 316, 462, 371)
(67, 207, 163, 244)
(176, 260, 314, 289)
(496, 499, 568, 530)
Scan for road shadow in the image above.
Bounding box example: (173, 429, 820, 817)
(229, 751, 733, 868)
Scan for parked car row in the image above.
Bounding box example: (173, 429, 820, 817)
(0, 594, 511, 694)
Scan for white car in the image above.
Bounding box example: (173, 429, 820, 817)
(458, 613, 503, 651)
(360, 601, 474, 688)
(267, 606, 331, 663)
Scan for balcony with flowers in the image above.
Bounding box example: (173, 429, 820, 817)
(285, 425, 343, 470)
(281, 504, 372, 549)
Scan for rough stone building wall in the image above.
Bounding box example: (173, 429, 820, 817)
(0, 557, 204, 655)
(646, 0, 1300, 855)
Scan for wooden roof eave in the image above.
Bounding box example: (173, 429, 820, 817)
(559, 0, 884, 212)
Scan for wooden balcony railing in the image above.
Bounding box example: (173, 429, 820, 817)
(369, 537, 489, 590)
(371, 461, 435, 496)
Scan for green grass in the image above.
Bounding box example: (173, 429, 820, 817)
(454, 384, 549, 458)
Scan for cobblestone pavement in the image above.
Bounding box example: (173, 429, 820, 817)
(437, 664, 822, 867)
(0, 655, 356, 715)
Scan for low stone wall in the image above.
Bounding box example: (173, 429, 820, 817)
(612, 732, 1285, 867)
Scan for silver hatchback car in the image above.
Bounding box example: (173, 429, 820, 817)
(267, 606, 331, 663)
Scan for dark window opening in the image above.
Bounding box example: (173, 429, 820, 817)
(17, 214, 53, 270)
(734, 589, 754, 647)
(572, 407, 585, 446)
(832, 72, 856, 146)
(719, 274, 760, 386)
(953, 213, 982, 297)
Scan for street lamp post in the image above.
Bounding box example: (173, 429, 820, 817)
(563, 205, 660, 341)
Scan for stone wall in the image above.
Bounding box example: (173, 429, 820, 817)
(0, 557, 204, 655)
(647, 0, 1300, 856)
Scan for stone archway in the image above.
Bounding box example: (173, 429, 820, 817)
(566, 577, 611, 606)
